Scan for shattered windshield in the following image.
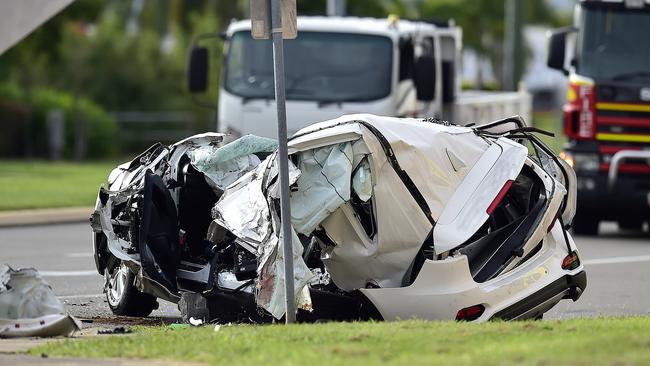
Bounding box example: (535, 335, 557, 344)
(578, 5, 650, 81)
(225, 31, 393, 102)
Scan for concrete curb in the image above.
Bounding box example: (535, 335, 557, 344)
(0, 207, 92, 228)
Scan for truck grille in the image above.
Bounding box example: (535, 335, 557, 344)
(596, 109, 650, 140)
(594, 99, 650, 175)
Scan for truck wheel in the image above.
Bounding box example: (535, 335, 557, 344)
(572, 215, 599, 236)
(105, 260, 158, 317)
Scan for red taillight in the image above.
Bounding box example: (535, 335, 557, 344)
(562, 252, 580, 270)
(456, 304, 485, 321)
(486, 180, 513, 216)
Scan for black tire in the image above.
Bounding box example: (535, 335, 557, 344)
(572, 214, 599, 236)
(105, 260, 158, 317)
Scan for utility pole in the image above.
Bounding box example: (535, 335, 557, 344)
(503, 0, 524, 91)
(327, 0, 346, 16)
(250, 0, 297, 324)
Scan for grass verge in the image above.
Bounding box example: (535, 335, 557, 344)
(532, 111, 566, 153)
(31, 317, 650, 365)
(0, 160, 116, 211)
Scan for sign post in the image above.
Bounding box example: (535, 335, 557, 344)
(250, 0, 297, 324)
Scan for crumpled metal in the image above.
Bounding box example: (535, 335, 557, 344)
(212, 153, 312, 319)
(0, 264, 80, 338)
(290, 142, 354, 235)
(189, 135, 278, 191)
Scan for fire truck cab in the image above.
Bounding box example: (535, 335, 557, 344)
(547, 0, 650, 235)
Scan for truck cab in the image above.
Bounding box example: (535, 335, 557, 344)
(216, 16, 461, 139)
(547, 0, 650, 234)
(188, 16, 530, 143)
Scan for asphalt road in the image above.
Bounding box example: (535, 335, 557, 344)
(1, 222, 649, 322)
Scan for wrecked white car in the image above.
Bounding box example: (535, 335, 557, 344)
(90, 114, 586, 322)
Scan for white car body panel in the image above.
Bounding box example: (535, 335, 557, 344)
(434, 137, 528, 254)
(361, 223, 580, 321)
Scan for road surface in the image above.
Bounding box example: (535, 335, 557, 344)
(1, 222, 649, 321)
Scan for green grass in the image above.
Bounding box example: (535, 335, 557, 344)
(31, 317, 650, 365)
(0, 160, 117, 211)
(532, 111, 566, 153)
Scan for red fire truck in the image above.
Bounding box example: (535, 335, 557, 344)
(547, 0, 650, 235)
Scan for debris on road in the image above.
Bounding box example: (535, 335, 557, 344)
(97, 326, 132, 335)
(188, 317, 203, 326)
(0, 264, 80, 338)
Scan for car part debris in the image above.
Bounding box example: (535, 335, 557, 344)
(0, 265, 80, 338)
(178, 292, 209, 324)
(91, 114, 586, 323)
(98, 326, 132, 335)
(189, 317, 204, 326)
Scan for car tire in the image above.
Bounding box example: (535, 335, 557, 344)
(572, 214, 599, 236)
(105, 260, 158, 317)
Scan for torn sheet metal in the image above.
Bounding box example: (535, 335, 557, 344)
(212, 157, 274, 251)
(188, 135, 277, 191)
(256, 209, 313, 318)
(0, 265, 80, 338)
(213, 153, 312, 318)
(98, 196, 140, 265)
(290, 142, 354, 235)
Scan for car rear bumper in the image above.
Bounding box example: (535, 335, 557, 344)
(359, 225, 584, 321)
(493, 270, 586, 320)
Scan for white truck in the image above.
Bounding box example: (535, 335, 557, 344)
(188, 16, 531, 138)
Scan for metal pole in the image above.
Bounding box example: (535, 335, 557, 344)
(503, 0, 523, 91)
(503, 0, 514, 91)
(327, 0, 346, 16)
(269, 0, 296, 323)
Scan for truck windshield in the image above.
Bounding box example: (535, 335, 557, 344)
(578, 6, 650, 81)
(225, 31, 393, 102)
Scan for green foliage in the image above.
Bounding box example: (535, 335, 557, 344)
(0, 83, 117, 158)
(0, 0, 230, 151)
(532, 111, 565, 153)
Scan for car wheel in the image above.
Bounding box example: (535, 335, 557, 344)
(105, 260, 158, 317)
(572, 214, 599, 236)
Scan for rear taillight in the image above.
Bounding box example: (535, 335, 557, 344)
(486, 180, 513, 215)
(562, 251, 580, 270)
(456, 304, 485, 321)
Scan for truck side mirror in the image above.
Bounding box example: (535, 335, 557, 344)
(187, 46, 209, 93)
(413, 55, 436, 102)
(547, 29, 571, 75)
